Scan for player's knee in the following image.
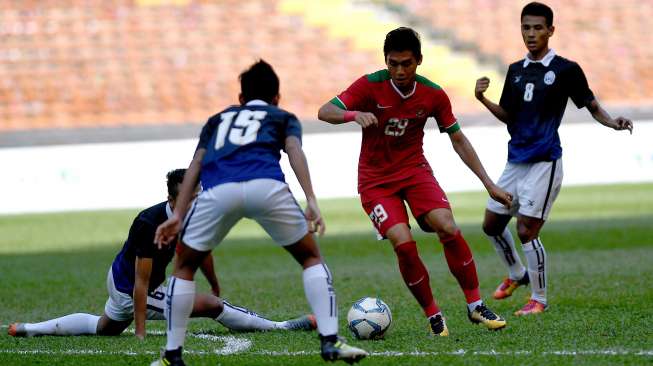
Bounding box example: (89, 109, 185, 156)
(434, 221, 459, 240)
(482, 220, 502, 236)
(516, 224, 536, 242)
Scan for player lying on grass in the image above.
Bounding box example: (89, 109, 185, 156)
(8, 169, 315, 339)
(318, 27, 512, 336)
(475, 2, 634, 315)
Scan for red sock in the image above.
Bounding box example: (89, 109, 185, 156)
(394, 241, 440, 317)
(440, 230, 481, 304)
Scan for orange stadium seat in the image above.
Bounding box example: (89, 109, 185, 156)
(391, 0, 653, 107)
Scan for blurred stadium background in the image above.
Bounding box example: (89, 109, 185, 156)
(1, 0, 652, 213)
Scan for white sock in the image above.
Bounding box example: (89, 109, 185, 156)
(467, 299, 484, 313)
(302, 263, 337, 336)
(522, 238, 547, 304)
(165, 277, 196, 351)
(216, 301, 281, 331)
(488, 228, 526, 280)
(24, 313, 100, 336)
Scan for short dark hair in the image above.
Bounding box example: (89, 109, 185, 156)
(166, 169, 186, 198)
(239, 59, 279, 104)
(383, 27, 422, 59)
(521, 2, 554, 27)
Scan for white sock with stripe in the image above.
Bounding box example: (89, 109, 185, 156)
(302, 263, 337, 336)
(23, 313, 100, 336)
(487, 228, 526, 280)
(522, 238, 547, 304)
(216, 301, 281, 331)
(165, 276, 196, 351)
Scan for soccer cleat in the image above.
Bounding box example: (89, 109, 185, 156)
(150, 347, 186, 366)
(284, 314, 317, 331)
(514, 299, 547, 316)
(467, 304, 507, 330)
(428, 314, 449, 336)
(7, 323, 27, 337)
(493, 273, 529, 300)
(320, 336, 368, 364)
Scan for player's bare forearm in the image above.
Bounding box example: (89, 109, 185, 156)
(199, 253, 220, 296)
(133, 257, 153, 339)
(449, 130, 494, 189)
(174, 149, 205, 219)
(285, 136, 317, 201)
(480, 97, 510, 124)
(588, 99, 634, 134)
(317, 102, 347, 124)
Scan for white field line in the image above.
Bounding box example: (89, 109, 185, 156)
(2, 327, 652, 357)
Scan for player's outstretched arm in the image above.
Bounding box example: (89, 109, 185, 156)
(284, 135, 325, 236)
(317, 102, 378, 128)
(587, 99, 633, 134)
(449, 129, 513, 208)
(154, 148, 206, 248)
(133, 256, 153, 340)
(475, 77, 510, 123)
(199, 253, 220, 297)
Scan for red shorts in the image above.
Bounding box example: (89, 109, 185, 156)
(360, 168, 450, 238)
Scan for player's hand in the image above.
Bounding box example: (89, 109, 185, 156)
(475, 77, 490, 100)
(488, 185, 512, 209)
(304, 197, 326, 236)
(355, 112, 378, 128)
(154, 215, 182, 249)
(613, 117, 633, 134)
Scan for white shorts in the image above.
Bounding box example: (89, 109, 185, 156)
(487, 158, 563, 220)
(181, 178, 308, 251)
(104, 268, 167, 322)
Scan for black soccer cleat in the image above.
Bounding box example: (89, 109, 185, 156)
(320, 335, 368, 364)
(150, 347, 186, 366)
(428, 314, 449, 336)
(467, 303, 507, 330)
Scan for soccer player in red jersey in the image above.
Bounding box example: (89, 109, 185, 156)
(318, 27, 513, 335)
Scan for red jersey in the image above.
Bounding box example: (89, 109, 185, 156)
(330, 70, 460, 192)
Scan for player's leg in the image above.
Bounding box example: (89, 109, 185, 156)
(249, 178, 366, 362)
(154, 183, 243, 366)
(483, 162, 528, 299)
(8, 313, 107, 337)
(513, 159, 563, 316)
(483, 210, 529, 299)
(423, 208, 506, 330)
(190, 293, 316, 331)
(10, 269, 133, 337)
(363, 191, 445, 336)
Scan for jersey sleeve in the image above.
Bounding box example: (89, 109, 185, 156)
(132, 219, 156, 258)
(567, 62, 595, 109)
(285, 113, 302, 141)
(196, 116, 218, 151)
(431, 89, 460, 134)
(329, 75, 372, 111)
(499, 67, 514, 114)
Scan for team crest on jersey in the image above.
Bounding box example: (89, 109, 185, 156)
(544, 71, 556, 85)
(415, 106, 427, 118)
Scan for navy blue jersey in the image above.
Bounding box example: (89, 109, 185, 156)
(111, 201, 175, 295)
(499, 51, 595, 163)
(196, 100, 302, 190)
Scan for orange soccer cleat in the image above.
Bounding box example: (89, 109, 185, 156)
(493, 273, 529, 300)
(514, 299, 547, 316)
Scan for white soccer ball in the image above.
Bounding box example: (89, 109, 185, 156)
(346, 297, 392, 340)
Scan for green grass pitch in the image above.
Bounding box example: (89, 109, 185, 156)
(1, 183, 652, 365)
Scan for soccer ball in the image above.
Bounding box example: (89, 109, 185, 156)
(346, 297, 392, 340)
